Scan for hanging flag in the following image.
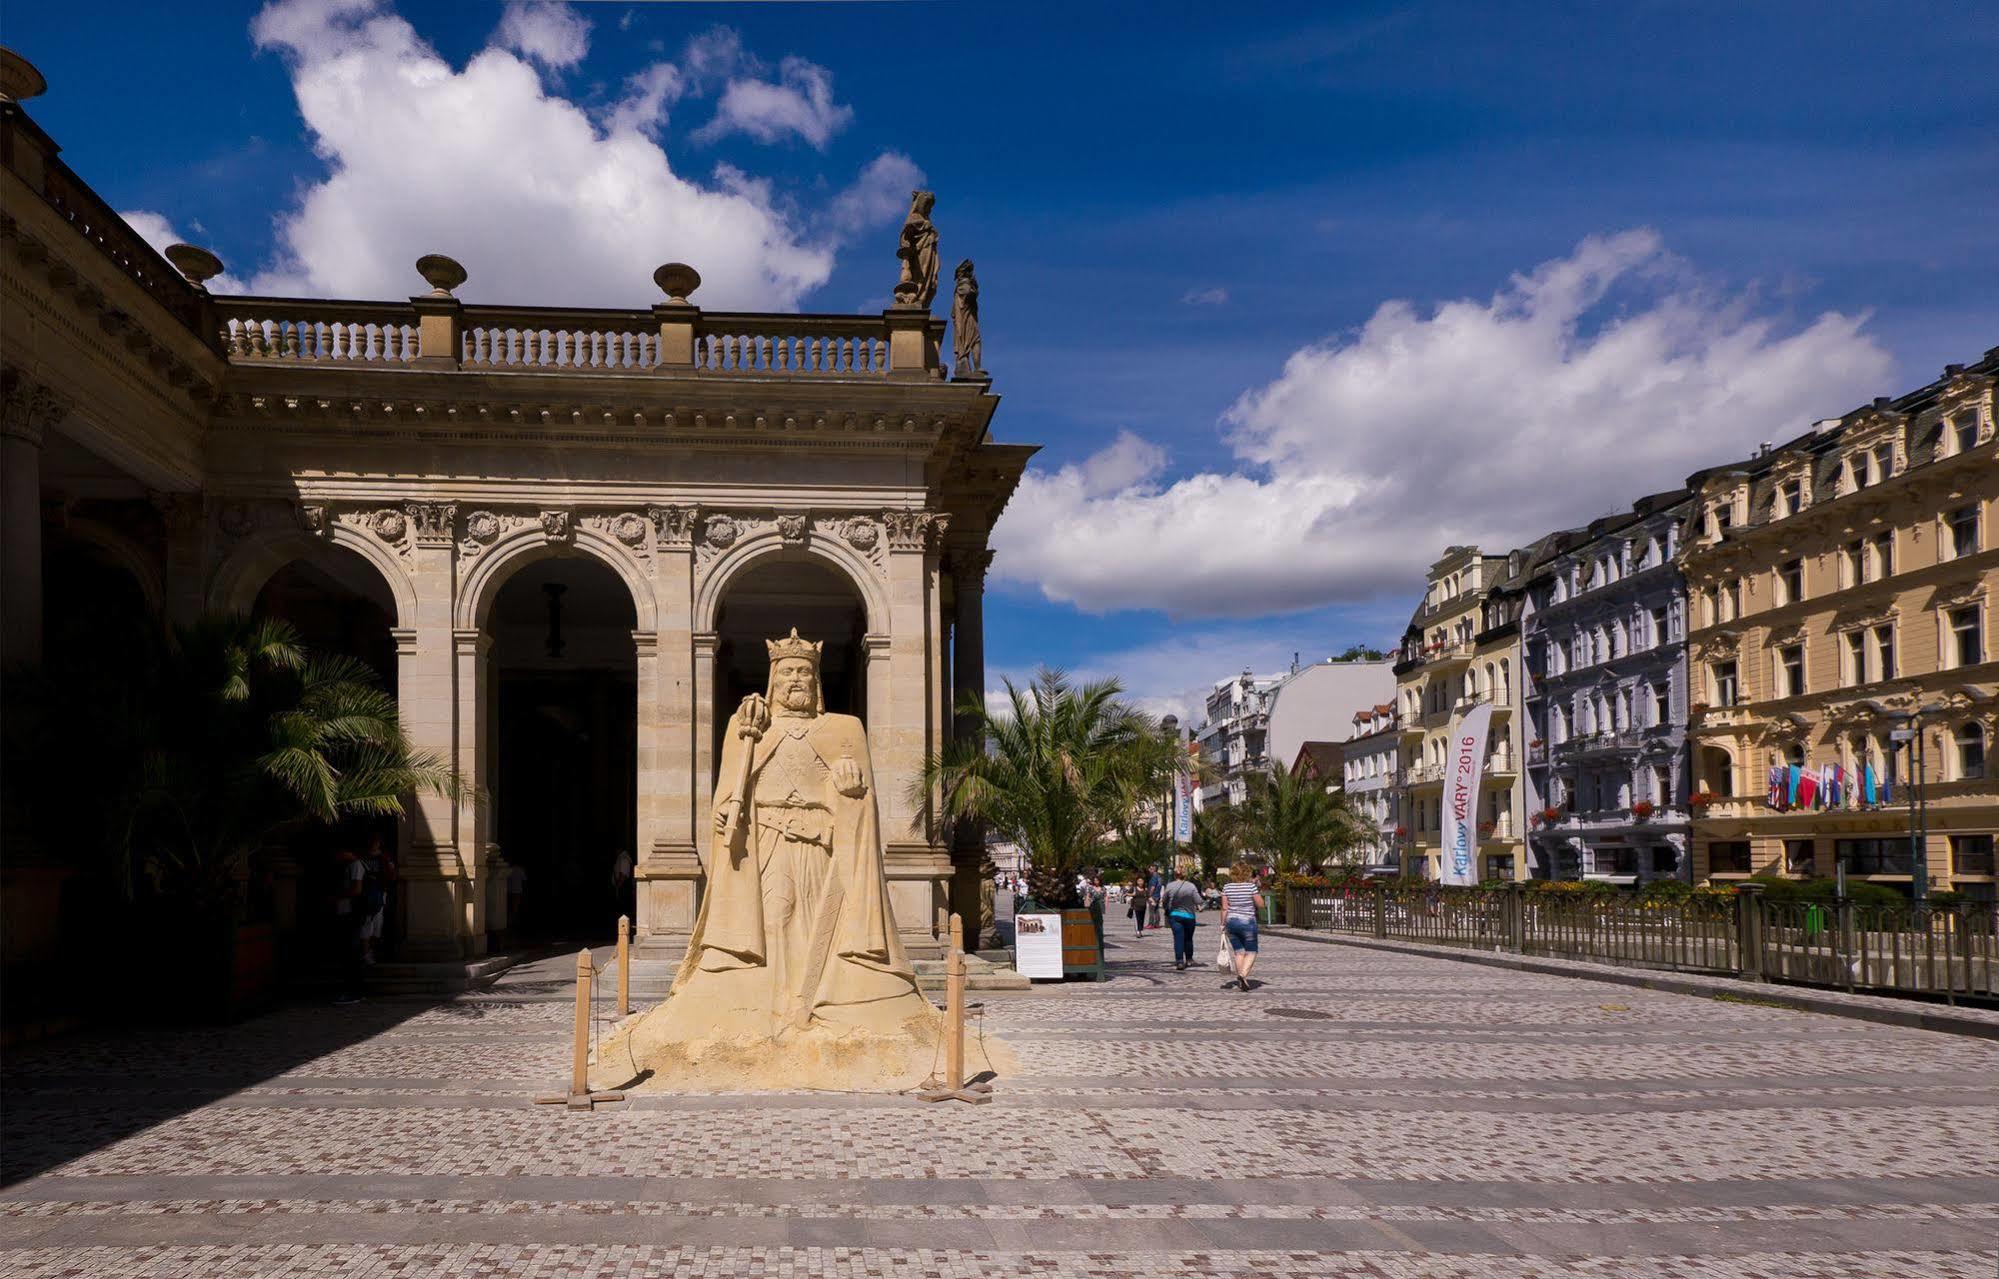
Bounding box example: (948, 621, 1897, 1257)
(1439, 703, 1496, 887)
(1798, 770, 1818, 809)
(1768, 766, 1784, 809)
(1787, 765, 1801, 808)
(1863, 763, 1877, 806)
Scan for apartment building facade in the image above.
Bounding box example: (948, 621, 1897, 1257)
(1393, 546, 1531, 882)
(1194, 669, 1281, 808)
(1522, 493, 1695, 885)
(1683, 351, 1999, 903)
(1342, 704, 1402, 872)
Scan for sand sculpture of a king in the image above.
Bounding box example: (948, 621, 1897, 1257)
(602, 629, 942, 1090)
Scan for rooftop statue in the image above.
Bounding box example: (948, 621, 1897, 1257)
(599, 630, 999, 1091)
(893, 190, 940, 309)
(952, 259, 983, 377)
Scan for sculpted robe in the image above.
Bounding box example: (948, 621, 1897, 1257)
(664, 709, 933, 1037)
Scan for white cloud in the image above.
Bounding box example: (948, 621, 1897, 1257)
(120, 210, 250, 294)
(695, 55, 853, 150)
(494, 1, 590, 71)
(1182, 286, 1229, 305)
(603, 62, 684, 139)
(242, 0, 871, 309)
(826, 151, 924, 235)
(993, 230, 1893, 620)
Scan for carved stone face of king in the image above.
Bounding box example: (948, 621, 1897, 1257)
(771, 656, 817, 716)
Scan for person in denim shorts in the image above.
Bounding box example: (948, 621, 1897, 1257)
(1220, 863, 1263, 991)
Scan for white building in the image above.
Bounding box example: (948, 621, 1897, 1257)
(1343, 704, 1403, 872)
(1196, 657, 1397, 809)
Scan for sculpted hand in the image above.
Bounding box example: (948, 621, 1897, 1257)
(714, 799, 742, 834)
(734, 694, 769, 740)
(833, 755, 867, 798)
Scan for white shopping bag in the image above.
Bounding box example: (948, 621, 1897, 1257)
(1215, 933, 1234, 971)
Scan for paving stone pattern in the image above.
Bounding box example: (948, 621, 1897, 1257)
(4, 932, 1996, 1276)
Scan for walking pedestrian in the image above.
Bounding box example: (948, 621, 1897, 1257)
(1087, 874, 1106, 946)
(330, 843, 367, 1004)
(1162, 869, 1202, 970)
(1128, 874, 1148, 936)
(1146, 864, 1164, 931)
(1221, 862, 1263, 992)
(356, 833, 392, 965)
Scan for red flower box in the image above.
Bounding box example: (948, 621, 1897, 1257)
(1631, 800, 1655, 820)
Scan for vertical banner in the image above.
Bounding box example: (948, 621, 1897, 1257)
(1174, 733, 1195, 843)
(1441, 703, 1496, 886)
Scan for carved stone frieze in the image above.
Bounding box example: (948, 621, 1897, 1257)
(839, 515, 879, 553)
(406, 502, 458, 546)
(649, 504, 698, 549)
(702, 512, 740, 549)
(954, 548, 995, 589)
(610, 512, 649, 548)
(538, 509, 572, 541)
(0, 371, 72, 445)
(883, 509, 950, 552)
(296, 503, 329, 536)
(368, 508, 408, 543)
(776, 511, 809, 543)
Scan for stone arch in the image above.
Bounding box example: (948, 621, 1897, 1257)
(694, 529, 888, 635)
(61, 517, 163, 614)
(208, 525, 417, 628)
(456, 526, 657, 633)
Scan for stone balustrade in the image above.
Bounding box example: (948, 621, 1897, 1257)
(213, 298, 931, 378)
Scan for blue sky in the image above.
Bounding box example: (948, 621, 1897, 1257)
(11, 1, 1995, 717)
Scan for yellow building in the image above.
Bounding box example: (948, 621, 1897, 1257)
(1392, 546, 1531, 882)
(1683, 352, 1999, 904)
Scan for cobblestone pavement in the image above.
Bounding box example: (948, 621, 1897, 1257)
(4, 928, 1996, 1276)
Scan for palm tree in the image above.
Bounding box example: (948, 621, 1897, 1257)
(1237, 758, 1364, 874)
(1188, 806, 1242, 883)
(90, 615, 464, 913)
(918, 669, 1175, 909)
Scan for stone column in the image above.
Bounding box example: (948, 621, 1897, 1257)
(151, 494, 207, 625)
(0, 373, 67, 665)
(640, 506, 701, 952)
(398, 502, 467, 960)
(452, 626, 491, 956)
(882, 511, 951, 951)
(950, 549, 993, 942)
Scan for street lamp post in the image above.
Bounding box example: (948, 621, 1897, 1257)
(1887, 702, 1946, 906)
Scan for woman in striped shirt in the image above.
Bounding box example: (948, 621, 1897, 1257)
(1220, 863, 1263, 991)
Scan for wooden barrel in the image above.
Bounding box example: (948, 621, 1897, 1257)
(1061, 908, 1104, 980)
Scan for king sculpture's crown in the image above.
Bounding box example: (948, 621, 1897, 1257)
(766, 628, 823, 667)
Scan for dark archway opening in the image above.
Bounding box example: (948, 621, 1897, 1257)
(711, 558, 869, 778)
(252, 548, 400, 959)
(491, 555, 637, 941)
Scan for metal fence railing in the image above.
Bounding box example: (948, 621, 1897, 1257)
(1298, 883, 1998, 1004)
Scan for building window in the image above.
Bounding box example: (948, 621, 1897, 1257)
(1953, 835, 1995, 876)
(1653, 681, 1670, 725)
(1836, 837, 1915, 876)
(1956, 722, 1986, 782)
(1778, 558, 1804, 605)
(1871, 444, 1893, 484)
(1777, 645, 1805, 698)
(1652, 764, 1671, 804)
(1711, 660, 1738, 707)
(1709, 840, 1752, 874)
(1869, 532, 1894, 581)
(1844, 630, 1866, 686)
(1842, 540, 1863, 589)
(1954, 413, 1980, 455)
(1785, 839, 1815, 876)
(1775, 478, 1802, 518)
(1649, 605, 1669, 647)
(1946, 505, 1980, 560)
(1651, 846, 1679, 876)
(1873, 624, 1896, 680)
(1711, 502, 1733, 536)
(1949, 606, 1983, 668)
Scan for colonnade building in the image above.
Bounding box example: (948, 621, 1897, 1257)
(1, 76, 1031, 979)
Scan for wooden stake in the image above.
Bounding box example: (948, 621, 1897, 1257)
(616, 915, 631, 1016)
(536, 948, 624, 1110)
(919, 911, 990, 1104)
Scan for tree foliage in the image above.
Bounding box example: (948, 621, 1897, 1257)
(916, 669, 1176, 908)
(1235, 758, 1365, 874)
(8, 614, 465, 916)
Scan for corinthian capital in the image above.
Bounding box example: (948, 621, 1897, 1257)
(0, 370, 71, 446)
